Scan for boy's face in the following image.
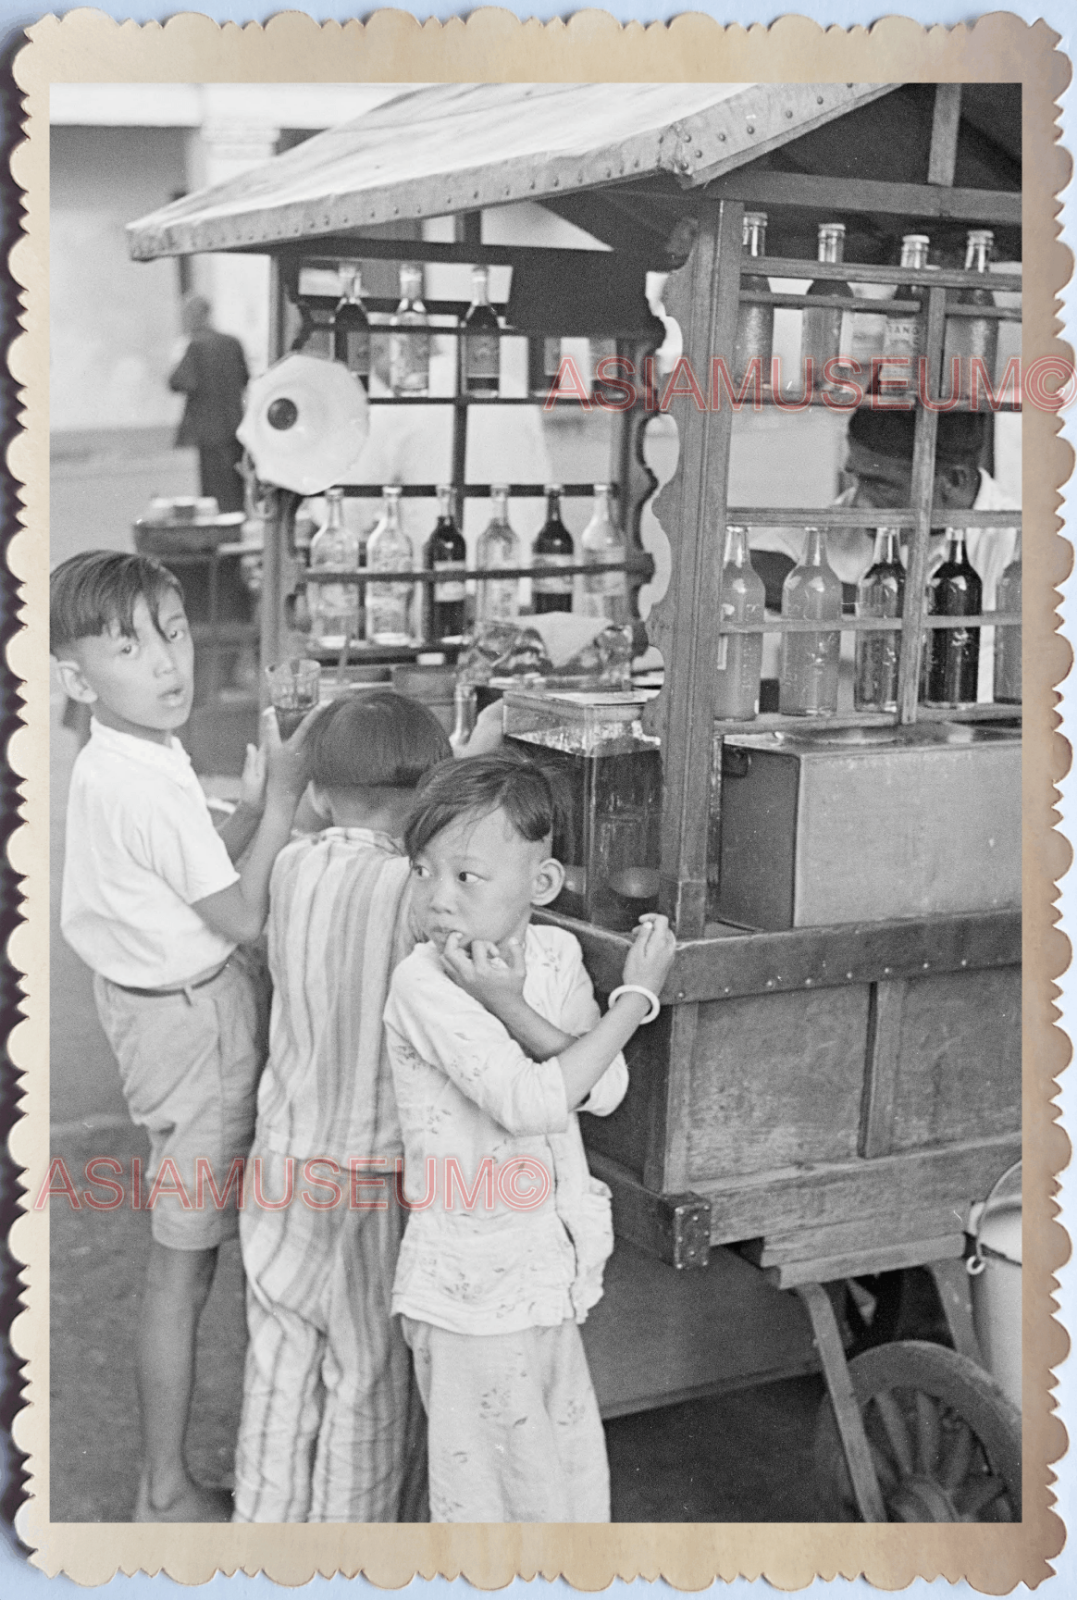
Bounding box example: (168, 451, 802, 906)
(411, 806, 564, 957)
(55, 590, 194, 745)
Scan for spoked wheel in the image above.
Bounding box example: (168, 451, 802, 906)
(814, 1339, 1021, 1522)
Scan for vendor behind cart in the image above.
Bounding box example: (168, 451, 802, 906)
(752, 408, 1018, 702)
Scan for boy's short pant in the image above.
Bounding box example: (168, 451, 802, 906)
(401, 1314, 610, 1523)
(94, 951, 268, 1251)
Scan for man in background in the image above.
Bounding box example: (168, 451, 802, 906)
(169, 293, 250, 513)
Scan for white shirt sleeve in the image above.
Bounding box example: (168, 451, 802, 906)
(121, 788, 240, 907)
(388, 955, 572, 1139)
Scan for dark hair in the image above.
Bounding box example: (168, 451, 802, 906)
(50, 550, 185, 657)
(306, 689, 451, 792)
(848, 407, 986, 466)
(404, 749, 566, 861)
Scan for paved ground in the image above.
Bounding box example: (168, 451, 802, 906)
(48, 1118, 823, 1524)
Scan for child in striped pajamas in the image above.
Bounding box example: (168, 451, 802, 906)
(232, 690, 451, 1523)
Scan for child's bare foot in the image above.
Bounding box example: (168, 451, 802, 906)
(134, 1475, 233, 1522)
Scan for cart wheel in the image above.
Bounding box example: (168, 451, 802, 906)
(814, 1339, 1021, 1522)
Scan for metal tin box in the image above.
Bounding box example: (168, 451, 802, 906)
(716, 723, 1021, 930)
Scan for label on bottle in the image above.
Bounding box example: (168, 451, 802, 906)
(480, 579, 519, 623)
(390, 324, 431, 395)
(433, 560, 467, 603)
(533, 555, 574, 595)
(344, 326, 370, 377)
(879, 313, 919, 390)
(466, 330, 499, 385)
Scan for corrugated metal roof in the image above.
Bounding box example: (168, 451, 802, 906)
(127, 81, 896, 260)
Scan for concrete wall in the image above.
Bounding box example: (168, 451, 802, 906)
(50, 125, 190, 435)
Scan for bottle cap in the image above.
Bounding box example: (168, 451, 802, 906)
(545, 483, 563, 495)
(384, 484, 403, 499)
(967, 229, 995, 246)
(491, 482, 510, 495)
(326, 485, 344, 501)
(901, 233, 931, 245)
(819, 222, 846, 236)
(744, 211, 768, 226)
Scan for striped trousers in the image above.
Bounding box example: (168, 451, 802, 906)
(233, 1149, 418, 1522)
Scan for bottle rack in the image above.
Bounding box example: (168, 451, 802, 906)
(690, 235, 1024, 734)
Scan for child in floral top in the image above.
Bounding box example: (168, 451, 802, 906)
(384, 752, 675, 1522)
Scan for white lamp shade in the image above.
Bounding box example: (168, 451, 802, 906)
(238, 353, 370, 495)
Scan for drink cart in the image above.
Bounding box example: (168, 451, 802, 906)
(127, 80, 1024, 1521)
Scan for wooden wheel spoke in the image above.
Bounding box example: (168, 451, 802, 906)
(869, 1443, 899, 1496)
(914, 1388, 941, 1477)
(939, 1417, 976, 1491)
(960, 1474, 1011, 1520)
(870, 1390, 916, 1477)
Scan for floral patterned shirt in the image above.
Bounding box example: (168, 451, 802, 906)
(383, 923, 627, 1336)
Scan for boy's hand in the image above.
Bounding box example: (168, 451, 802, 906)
(237, 741, 268, 814)
(441, 933, 526, 1016)
(621, 913, 676, 997)
(263, 705, 316, 805)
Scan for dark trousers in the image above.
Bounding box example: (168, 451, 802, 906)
(199, 439, 244, 513)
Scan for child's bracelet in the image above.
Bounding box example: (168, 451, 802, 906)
(608, 984, 661, 1025)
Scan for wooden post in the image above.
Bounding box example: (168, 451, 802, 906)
(609, 333, 661, 623)
(644, 200, 742, 938)
(897, 84, 962, 723)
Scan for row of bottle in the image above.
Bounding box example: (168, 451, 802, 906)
(297, 261, 614, 402)
(735, 216, 1000, 399)
(716, 522, 1022, 719)
(301, 482, 630, 649)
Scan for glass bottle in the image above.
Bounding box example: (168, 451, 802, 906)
(462, 265, 500, 396)
(732, 212, 773, 388)
(714, 523, 765, 720)
(993, 530, 1022, 704)
(476, 484, 521, 624)
(389, 263, 431, 398)
(292, 303, 335, 358)
(802, 222, 854, 395)
(424, 484, 467, 645)
(854, 525, 905, 712)
(532, 485, 575, 614)
(333, 267, 371, 385)
(365, 486, 414, 646)
(579, 484, 630, 625)
(308, 487, 361, 649)
(880, 233, 931, 394)
(449, 681, 477, 752)
(778, 526, 842, 716)
(942, 230, 998, 402)
(922, 525, 982, 707)
(529, 336, 563, 401)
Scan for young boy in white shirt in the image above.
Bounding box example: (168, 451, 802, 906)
(384, 752, 676, 1522)
(52, 549, 310, 1522)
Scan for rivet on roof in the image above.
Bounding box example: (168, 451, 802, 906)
(747, 124, 755, 135)
(719, 133, 726, 142)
